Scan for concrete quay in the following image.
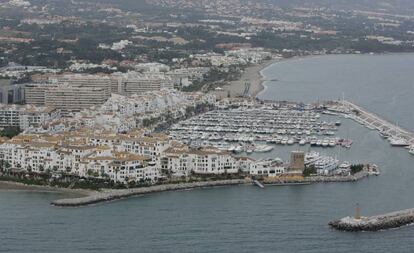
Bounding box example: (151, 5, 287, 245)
(329, 100, 414, 145)
(329, 208, 414, 232)
(51, 179, 251, 207)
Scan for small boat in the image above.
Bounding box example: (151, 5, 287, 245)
(255, 145, 274, 153)
(228, 146, 236, 152)
(368, 164, 380, 176)
(234, 146, 243, 153)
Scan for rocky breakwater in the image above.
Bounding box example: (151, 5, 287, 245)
(329, 208, 414, 232)
(307, 170, 370, 183)
(51, 179, 251, 207)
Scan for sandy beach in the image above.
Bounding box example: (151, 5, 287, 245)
(0, 181, 93, 196)
(210, 58, 280, 99)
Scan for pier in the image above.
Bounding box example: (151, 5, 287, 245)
(253, 180, 265, 188)
(329, 100, 414, 146)
(329, 208, 414, 232)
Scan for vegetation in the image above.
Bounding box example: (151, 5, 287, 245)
(0, 126, 22, 138)
(303, 165, 317, 177)
(350, 164, 364, 175)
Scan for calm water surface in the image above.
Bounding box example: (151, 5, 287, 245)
(260, 54, 414, 131)
(1, 54, 414, 253)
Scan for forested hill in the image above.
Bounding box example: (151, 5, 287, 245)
(263, 0, 414, 14)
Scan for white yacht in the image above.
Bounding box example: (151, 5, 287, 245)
(255, 145, 274, 153)
(409, 146, 414, 155)
(388, 137, 409, 147)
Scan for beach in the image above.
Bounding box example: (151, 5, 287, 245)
(0, 181, 93, 196)
(210, 58, 280, 99)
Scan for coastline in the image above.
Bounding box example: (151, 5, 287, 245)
(51, 171, 372, 207)
(51, 179, 252, 207)
(0, 169, 373, 207)
(218, 54, 319, 99)
(214, 58, 280, 98)
(0, 180, 93, 197)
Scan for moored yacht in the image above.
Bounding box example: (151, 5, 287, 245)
(388, 137, 409, 147)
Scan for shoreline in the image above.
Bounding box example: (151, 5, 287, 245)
(51, 179, 252, 207)
(52, 172, 372, 207)
(0, 180, 94, 197)
(218, 54, 318, 99)
(214, 58, 280, 98)
(0, 169, 373, 207)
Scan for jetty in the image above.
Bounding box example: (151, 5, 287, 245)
(51, 179, 250, 207)
(333, 100, 414, 146)
(253, 179, 265, 188)
(329, 208, 414, 232)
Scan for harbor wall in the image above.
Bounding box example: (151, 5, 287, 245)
(263, 171, 370, 185)
(329, 208, 414, 232)
(51, 179, 251, 207)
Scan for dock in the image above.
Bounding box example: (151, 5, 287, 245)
(329, 208, 414, 232)
(330, 100, 414, 146)
(253, 180, 265, 188)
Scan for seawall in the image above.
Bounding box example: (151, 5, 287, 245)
(329, 208, 414, 231)
(51, 179, 251, 207)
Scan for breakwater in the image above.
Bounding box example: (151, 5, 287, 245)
(329, 100, 414, 146)
(52, 170, 374, 207)
(329, 208, 414, 232)
(263, 171, 371, 185)
(51, 179, 251, 207)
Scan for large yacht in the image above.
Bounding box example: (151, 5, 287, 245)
(388, 137, 409, 147)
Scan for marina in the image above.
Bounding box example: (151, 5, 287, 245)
(170, 104, 353, 153)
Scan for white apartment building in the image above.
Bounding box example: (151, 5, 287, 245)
(50, 74, 114, 98)
(0, 133, 160, 184)
(114, 72, 173, 96)
(0, 104, 60, 130)
(161, 145, 239, 177)
(250, 159, 285, 177)
(45, 85, 108, 116)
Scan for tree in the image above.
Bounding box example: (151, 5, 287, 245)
(350, 164, 364, 175)
(0, 126, 22, 138)
(303, 165, 317, 177)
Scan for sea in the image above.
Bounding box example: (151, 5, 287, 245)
(1, 54, 414, 253)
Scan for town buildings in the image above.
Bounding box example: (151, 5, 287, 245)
(0, 104, 60, 130)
